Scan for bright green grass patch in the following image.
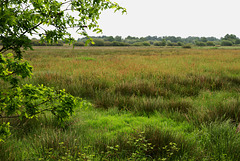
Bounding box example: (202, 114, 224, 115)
(0, 106, 196, 160)
(83, 108, 195, 137)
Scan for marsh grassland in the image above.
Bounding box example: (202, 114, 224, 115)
(1, 46, 240, 160)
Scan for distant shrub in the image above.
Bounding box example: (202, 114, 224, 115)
(91, 39, 105, 46)
(153, 41, 166, 46)
(31, 40, 46, 46)
(50, 42, 64, 46)
(221, 40, 233, 46)
(167, 42, 178, 46)
(206, 41, 215, 46)
(160, 40, 166, 46)
(132, 42, 143, 46)
(149, 41, 154, 45)
(235, 39, 240, 44)
(112, 41, 120, 46)
(172, 43, 178, 46)
(104, 41, 113, 46)
(167, 42, 174, 46)
(119, 42, 130, 46)
(196, 41, 206, 46)
(182, 44, 192, 49)
(153, 41, 161, 46)
(177, 42, 183, 46)
(142, 41, 151, 46)
(73, 42, 85, 46)
(112, 41, 130, 46)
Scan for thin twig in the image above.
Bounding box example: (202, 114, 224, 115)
(60, 0, 71, 6)
(0, 115, 20, 119)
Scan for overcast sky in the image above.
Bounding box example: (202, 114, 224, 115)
(80, 0, 240, 39)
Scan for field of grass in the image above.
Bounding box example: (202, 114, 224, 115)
(1, 46, 240, 160)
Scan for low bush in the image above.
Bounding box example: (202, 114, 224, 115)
(73, 42, 85, 46)
(153, 41, 166, 46)
(206, 41, 215, 46)
(132, 42, 143, 46)
(112, 41, 130, 46)
(182, 44, 192, 48)
(196, 41, 206, 46)
(91, 39, 105, 46)
(104, 41, 113, 46)
(177, 42, 183, 46)
(142, 41, 151, 46)
(221, 40, 233, 46)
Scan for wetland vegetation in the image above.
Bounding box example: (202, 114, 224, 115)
(1, 46, 240, 160)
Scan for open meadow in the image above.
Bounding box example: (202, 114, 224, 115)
(1, 46, 240, 160)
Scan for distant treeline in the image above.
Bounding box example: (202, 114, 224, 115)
(30, 39, 64, 46)
(75, 34, 240, 47)
(1, 34, 238, 47)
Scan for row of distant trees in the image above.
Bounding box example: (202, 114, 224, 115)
(1, 34, 237, 47)
(74, 34, 240, 47)
(30, 38, 64, 46)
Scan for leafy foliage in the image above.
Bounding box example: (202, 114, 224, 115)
(0, 52, 82, 141)
(0, 53, 32, 87)
(127, 131, 154, 160)
(0, 122, 11, 143)
(1, 83, 79, 121)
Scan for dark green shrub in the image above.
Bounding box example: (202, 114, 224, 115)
(53, 41, 64, 46)
(153, 41, 161, 46)
(73, 42, 85, 46)
(112, 41, 130, 46)
(160, 40, 166, 46)
(142, 41, 151, 46)
(119, 42, 130, 46)
(235, 39, 240, 44)
(132, 42, 143, 46)
(153, 41, 166, 46)
(104, 41, 113, 46)
(177, 42, 183, 46)
(196, 41, 206, 46)
(167, 42, 174, 46)
(91, 39, 105, 46)
(206, 41, 215, 46)
(172, 43, 178, 46)
(112, 41, 121, 46)
(221, 40, 233, 46)
(31, 40, 46, 46)
(182, 44, 192, 49)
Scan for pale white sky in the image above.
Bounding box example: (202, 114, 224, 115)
(82, 0, 240, 39)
